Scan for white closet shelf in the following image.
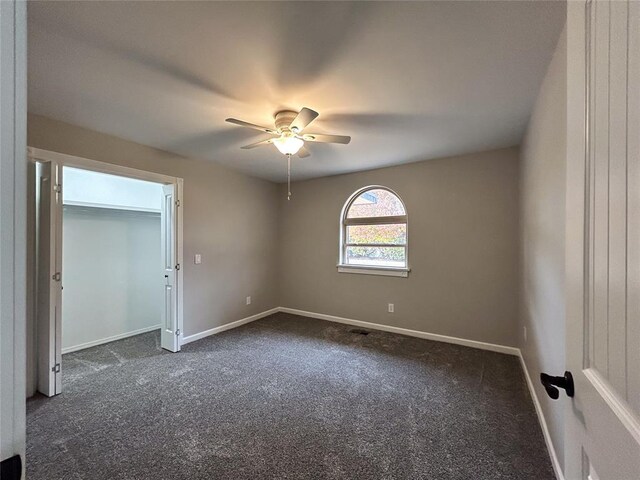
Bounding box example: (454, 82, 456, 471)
(63, 200, 161, 214)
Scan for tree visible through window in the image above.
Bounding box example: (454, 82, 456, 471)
(341, 187, 407, 268)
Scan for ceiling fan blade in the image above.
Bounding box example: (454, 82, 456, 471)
(302, 133, 351, 145)
(240, 138, 275, 149)
(289, 107, 319, 133)
(297, 146, 311, 158)
(226, 118, 277, 134)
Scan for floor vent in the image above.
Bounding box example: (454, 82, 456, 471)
(350, 329, 370, 336)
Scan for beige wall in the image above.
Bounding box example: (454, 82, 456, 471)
(519, 25, 567, 472)
(279, 148, 520, 347)
(27, 114, 280, 394)
(28, 109, 550, 399)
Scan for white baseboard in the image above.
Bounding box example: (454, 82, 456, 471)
(181, 306, 519, 356)
(519, 354, 565, 480)
(62, 324, 161, 354)
(279, 307, 520, 356)
(181, 308, 280, 345)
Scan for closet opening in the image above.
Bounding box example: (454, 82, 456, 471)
(31, 148, 184, 397)
(62, 167, 164, 353)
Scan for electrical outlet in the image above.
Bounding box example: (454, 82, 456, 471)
(388, 303, 394, 313)
(523, 326, 527, 342)
(246, 296, 251, 305)
(194, 254, 202, 264)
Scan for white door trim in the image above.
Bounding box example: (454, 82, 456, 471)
(28, 148, 186, 368)
(28, 147, 178, 185)
(0, 0, 27, 473)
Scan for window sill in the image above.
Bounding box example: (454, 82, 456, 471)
(337, 265, 410, 277)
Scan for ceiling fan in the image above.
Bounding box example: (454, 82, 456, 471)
(226, 108, 351, 200)
(226, 107, 351, 158)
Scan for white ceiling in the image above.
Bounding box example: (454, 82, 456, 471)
(28, 1, 565, 182)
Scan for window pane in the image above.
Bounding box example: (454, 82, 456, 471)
(347, 189, 405, 218)
(345, 246, 406, 267)
(347, 224, 406, 245)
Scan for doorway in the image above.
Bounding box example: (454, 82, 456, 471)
(30, 148, 184, 397)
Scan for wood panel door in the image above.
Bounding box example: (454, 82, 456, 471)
(565, 1, 640, 478)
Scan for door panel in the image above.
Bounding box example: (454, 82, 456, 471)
(36, 161, 62, 396)
(627, 0, 640, 418)
(566, 1, 640, 478)
(160, 183, 179, 352)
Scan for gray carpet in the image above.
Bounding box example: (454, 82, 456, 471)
(27, 313, 554, 479)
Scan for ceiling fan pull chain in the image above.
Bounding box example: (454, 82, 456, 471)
(287, 154, 292, 201)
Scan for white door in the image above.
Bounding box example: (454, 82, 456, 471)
(160, 183, 180, 352)
(565, 1, 640, 478)
(0, 0, 27, 468)
(36, 161, 63, 396)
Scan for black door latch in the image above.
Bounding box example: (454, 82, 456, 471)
(540, 371, 574, 399)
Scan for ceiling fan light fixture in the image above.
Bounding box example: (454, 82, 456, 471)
(273, 135, 304, 155)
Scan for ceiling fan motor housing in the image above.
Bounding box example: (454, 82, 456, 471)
(274, 110, 298, 132)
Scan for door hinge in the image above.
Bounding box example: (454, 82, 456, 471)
(52, 272, 61, 281)
(52, 363, 61, 373)
(53, 184, 62, 194)
(175, 329, 181, 336)
(175, 264, 181, 271)
(175, 199, 180, 207)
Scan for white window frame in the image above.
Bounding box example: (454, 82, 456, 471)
(338, 185, 410, 277)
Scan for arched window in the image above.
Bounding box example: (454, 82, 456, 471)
(339, 186, 409, 276)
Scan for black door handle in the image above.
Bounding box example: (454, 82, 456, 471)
(540, 371, 574, 399)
